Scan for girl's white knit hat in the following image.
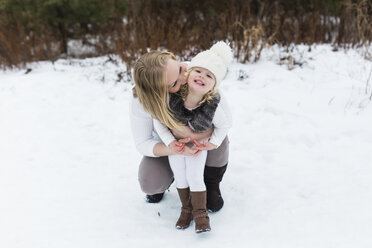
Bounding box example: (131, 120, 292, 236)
(188, 41, 233, 86)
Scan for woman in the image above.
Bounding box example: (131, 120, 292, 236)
(130, 50, 230, 212)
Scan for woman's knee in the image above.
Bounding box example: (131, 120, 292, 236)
(138, 156, 173, 194)
(139, 177, 172, 195)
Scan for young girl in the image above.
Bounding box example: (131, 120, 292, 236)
(153, 41, 233, 233)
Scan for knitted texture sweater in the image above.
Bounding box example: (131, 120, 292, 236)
(169, 93, 221, 132)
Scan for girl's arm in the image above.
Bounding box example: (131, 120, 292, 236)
(171, 125, 214, 141)
(194, 93, 232, 150)
(153, 119, 204, 156)
(153, 119, 176, 147)
(208, 95, 232, 147)
(153, 119, 187, 154)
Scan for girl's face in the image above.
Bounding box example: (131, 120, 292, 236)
(187, 67, 216, 95)
(165, 59, 187, 93)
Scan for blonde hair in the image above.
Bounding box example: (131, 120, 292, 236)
(133, 51, 181, 129)
(180, 68, 218, 105)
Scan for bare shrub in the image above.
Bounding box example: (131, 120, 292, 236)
(1, 0, 372, 69)
(0, 19, 60, 69)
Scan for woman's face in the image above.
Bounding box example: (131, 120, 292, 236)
(165, 58, 187, 93)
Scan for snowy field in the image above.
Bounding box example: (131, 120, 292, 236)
(1, 45, 372, 248)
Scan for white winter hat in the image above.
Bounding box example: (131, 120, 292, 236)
(188, 41, 233, 87)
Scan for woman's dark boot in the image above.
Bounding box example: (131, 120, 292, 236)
(146, 192, 164, 203)
(190, 191, 211, 233)
(204, 164, 227, 212)
(175, 188, 193, 229)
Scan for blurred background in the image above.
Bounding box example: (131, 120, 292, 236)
(0, 0, 371, 72)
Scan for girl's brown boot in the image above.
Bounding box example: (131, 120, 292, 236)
(175, 188, 193, 229)
(190, 191, 211, 233)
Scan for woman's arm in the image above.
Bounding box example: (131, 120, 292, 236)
(130, 97, 165, 157)
(153, 142, 175, 156)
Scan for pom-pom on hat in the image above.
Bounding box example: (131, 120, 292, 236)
(188, 41, 233, 87)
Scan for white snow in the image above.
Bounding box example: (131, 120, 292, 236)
(1, 45, 372, 248)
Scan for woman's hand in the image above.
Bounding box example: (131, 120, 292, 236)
(193, 140, 217, 151)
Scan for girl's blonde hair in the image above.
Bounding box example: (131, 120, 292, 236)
(133, 51, 181, 129)
(180, 68, 218, 105)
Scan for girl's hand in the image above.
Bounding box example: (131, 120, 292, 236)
(168, 140, 186, 154)
(182, 146, 202, 156)
(193, 140, 217, 151)
(173, 137, 201, 156)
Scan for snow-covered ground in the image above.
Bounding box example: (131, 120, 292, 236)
(1, 45, 372, 248)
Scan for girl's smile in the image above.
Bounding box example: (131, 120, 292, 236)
(193, 78, 206, 86)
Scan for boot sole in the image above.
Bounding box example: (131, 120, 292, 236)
(176, 225, 191, 229)
(176, 220, 193, 229)
(195, 228, 211, 233)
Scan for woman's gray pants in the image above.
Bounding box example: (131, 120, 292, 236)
(138, 137, 229, 195)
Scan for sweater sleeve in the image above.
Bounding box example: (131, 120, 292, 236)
(208, 93, 232, 147)
(130, 97, 161, 157)
(153, 119, 176, 147)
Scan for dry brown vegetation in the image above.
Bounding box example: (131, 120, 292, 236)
(0, 19, 60, 68)
(0, 0, 371, 70)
